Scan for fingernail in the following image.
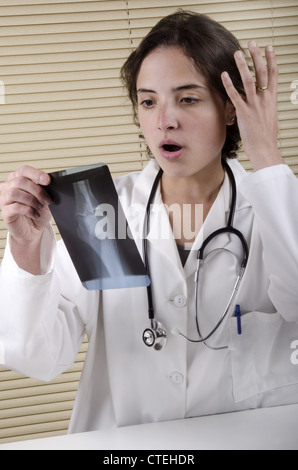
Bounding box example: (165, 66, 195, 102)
(42, 195, 52, 205)
(39, 173, 51, 186)
(235, 50, 243, 59)
(267, 44, 274, 52)
(250, 40, 257, 48)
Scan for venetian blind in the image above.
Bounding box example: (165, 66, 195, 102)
(0, 0, 297, 445)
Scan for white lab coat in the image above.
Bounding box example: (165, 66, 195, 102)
(1, 158, 298, 434)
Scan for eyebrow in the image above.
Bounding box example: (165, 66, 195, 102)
(176, 84, 207, 91)
(137, 84, 207, 94)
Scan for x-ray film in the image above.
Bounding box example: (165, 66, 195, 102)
(45, 163, 150, 290)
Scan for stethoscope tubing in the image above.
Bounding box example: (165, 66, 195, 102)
(142, 160, 249, 350)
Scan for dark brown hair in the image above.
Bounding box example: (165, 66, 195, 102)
(120, 10, 248, 160)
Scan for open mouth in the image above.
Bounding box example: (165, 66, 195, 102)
(162, 144, 182, 152)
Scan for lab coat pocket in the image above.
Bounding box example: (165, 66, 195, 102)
(229, 311, 298, 403)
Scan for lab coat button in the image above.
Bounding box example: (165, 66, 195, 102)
(170, 372, 184, 384)
(173, 295, 187, 308)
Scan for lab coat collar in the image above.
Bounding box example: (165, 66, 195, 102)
(130, 159, 182, 279)
(131, 158, 161, 213)
(130, 158, 251, 279)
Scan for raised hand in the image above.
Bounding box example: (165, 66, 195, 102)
(222, 41, 284, 170)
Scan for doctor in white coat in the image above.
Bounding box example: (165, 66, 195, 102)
(0, 11, 298, 434)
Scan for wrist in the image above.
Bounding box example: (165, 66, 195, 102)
(248, 149, 284, 171)
(10, 232, 44, 275)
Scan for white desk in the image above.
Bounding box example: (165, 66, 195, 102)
(1, 404, 298, 450)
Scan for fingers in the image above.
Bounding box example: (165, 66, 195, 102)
(248, 41, 268, 89)
(222, 41, 278, 105)
(2, 181, 43, 211)
(265, 45, 279, 93)
(2, 200, 43, 223)
(234, 49, 256, 98)
(0, 166, 52, 219)
(221, 70, 243, 110)
(247, 41, 278, 94)
(11, 165, 51, 186)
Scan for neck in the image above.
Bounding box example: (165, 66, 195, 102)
(161, 159, 225, 207)
(160, 159, 225, 248)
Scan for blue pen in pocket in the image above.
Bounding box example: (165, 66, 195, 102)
(235, 305, 242, 335)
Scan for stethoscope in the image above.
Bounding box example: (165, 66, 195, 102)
(142, 159, 249, 351)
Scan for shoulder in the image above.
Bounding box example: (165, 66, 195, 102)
(227, 158, 248, 184)
(114, 159, 160, 207)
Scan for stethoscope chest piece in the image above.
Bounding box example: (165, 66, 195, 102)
(143, 320, 167, 351)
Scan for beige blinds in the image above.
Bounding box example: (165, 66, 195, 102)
(0, 0, 297, 444)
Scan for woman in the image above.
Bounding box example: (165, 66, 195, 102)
(0, 11, 298, 434)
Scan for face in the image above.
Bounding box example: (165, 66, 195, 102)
(136, 46, 235, 179)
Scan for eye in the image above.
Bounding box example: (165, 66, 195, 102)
(139, 99, 155, 108)
(181, 96, 199, 104)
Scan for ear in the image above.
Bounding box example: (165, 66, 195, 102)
(225, 101, 236, 126)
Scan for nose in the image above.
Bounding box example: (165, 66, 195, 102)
(157, 104, 179, 131)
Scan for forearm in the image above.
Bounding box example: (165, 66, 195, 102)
(0, 233, 86, 381)
(240, 164, 298, 318)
